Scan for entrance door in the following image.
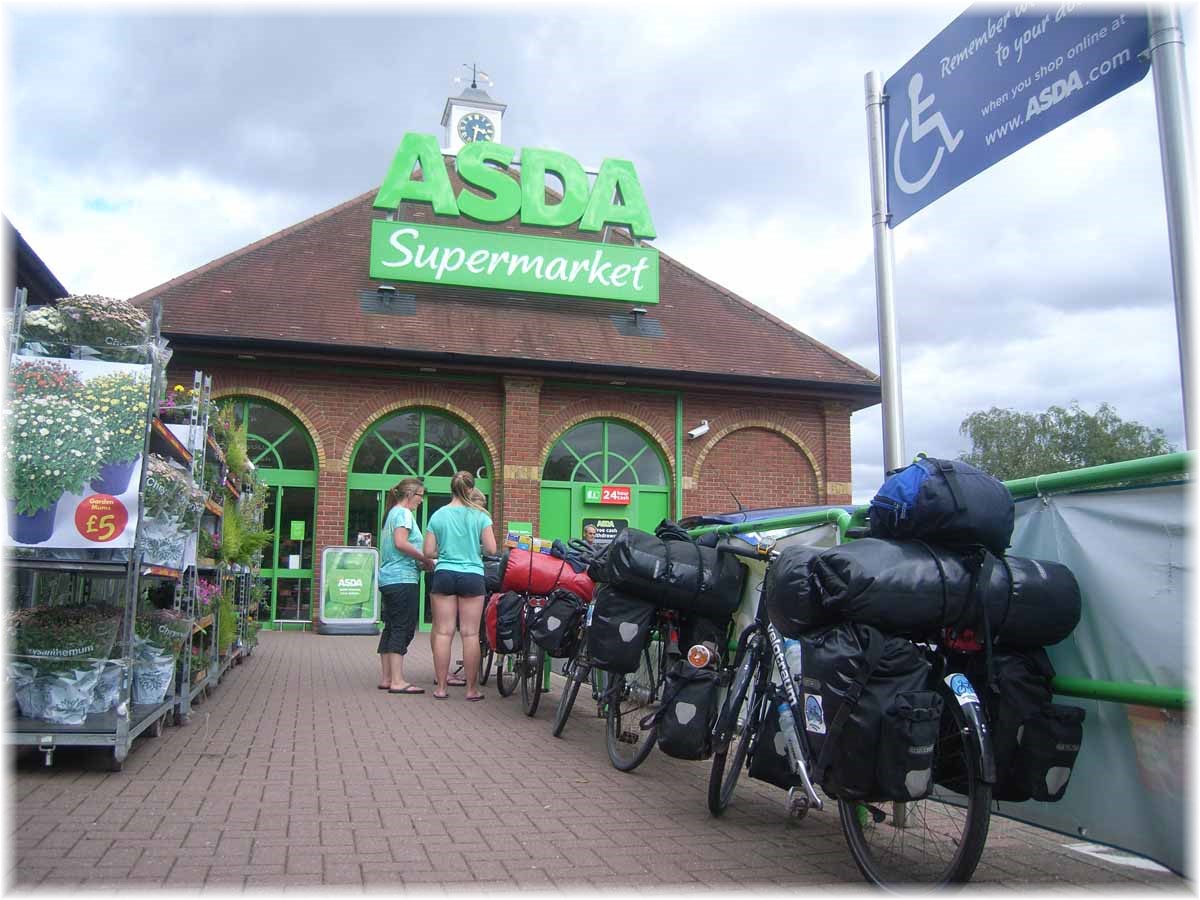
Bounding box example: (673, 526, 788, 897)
(345, 408, 493, 632)
(261, 483, 317, 627)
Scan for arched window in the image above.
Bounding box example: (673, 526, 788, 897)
(539, 419, 671, 542)
(225, 398, 318, 627)
(543, 420, 668, 485)
(351, 409, 488, 479)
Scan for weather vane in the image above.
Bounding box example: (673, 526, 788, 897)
(453, 63, 493, 90)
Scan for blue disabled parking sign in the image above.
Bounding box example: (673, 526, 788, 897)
(885, 4, 1150, 226)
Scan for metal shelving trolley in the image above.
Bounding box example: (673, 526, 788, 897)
(5, 290, 192, 770)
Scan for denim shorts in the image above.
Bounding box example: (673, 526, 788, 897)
(430, 569, 486, 597)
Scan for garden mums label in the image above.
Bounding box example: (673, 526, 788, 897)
(74, 495, 130, 543)
(5, 356, 151, 550)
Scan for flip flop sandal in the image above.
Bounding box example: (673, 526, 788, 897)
(389, 685, 425, 694)
(433, 691, 449, 700)
(465, 694, 485, 702)
(377, 685, 391, 690)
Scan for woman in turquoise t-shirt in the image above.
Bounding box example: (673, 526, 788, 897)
(377, 477, 434, 694)
(423, 470, 497, 700)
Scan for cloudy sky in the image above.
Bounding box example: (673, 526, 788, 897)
(6, 1, 1196, 502)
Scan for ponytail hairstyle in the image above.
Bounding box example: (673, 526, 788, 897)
(451, 470, 485, 510)
(387, 477, 424, 508)
(468, 488, 487, 509)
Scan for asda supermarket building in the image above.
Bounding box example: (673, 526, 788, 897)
(134, 85, 881, 630)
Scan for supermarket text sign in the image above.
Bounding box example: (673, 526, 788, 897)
(370, 132, 659, 304)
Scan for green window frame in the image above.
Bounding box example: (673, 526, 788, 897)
(542, 419, 668, 486)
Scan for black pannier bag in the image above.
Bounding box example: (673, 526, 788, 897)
(493, 591, 525, 655)
(960, 648, 1085, 802)
(747, 683, 804, 790)
(588, 525, 745, 620)
(484, 551, 508, 595)
(868, 454, 1014, 556)
(800, 623, 942, 802)
(529, 588, 586, 658)
(766, 538, 1081, 648)
(655, 662, 721, 761)
(586, 585, 656, 674)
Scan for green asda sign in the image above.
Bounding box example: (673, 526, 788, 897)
(370, 132, 659, 304)
(320, 548, 379, 622)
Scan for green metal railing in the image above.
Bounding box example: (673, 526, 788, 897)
(686, 452, 1191, 711)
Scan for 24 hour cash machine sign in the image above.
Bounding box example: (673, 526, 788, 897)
(369, 133, 659, 304)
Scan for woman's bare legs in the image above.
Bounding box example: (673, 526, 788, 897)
(458, 596, 485, 699)
(430, 593, 458, 697)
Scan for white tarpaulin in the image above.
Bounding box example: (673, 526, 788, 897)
(1003, 482, 1188, 874)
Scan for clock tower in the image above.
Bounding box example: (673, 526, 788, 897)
(441, 67, 506, 154)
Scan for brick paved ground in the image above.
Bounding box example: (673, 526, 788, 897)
(9, 631, 1188, 892)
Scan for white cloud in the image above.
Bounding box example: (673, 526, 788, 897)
(8, 163, 303, 298)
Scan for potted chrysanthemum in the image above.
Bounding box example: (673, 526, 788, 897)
(81, 369, 152, 495)
(131, 607, 193, 704)
(9, 358, 86, 401)
(56, 294, 150, 362)
(16, 306, 71, 357)
(9, 603, 124, 724)
(5, 396, 107, 544)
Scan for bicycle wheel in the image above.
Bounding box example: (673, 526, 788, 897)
(479, 641, 494, 686)
(495, 653, 517, 697)
(551, 654, 587, 738)
(520, 638, 546, 717)
(838, 682, 992, 887)
(605, 640, 660, 772)
(708, 644, 765, 816)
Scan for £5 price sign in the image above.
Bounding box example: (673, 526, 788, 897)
(75, 495, 130, 543)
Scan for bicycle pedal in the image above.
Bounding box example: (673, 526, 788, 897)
(618, 730, 640, 745)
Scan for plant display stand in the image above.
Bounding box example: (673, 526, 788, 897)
(5, 291, 180, 771)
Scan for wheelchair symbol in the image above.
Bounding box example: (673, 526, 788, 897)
(893, 73, 963, 195)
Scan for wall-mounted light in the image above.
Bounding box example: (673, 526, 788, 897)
(630, 306, 647, 327)
(687, 419, 710, 440)
(377, 284, 396, 304)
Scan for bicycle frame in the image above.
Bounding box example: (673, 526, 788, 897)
(714, 540, 824, 811)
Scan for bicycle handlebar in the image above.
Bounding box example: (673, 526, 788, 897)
(715, 538, 778, 563)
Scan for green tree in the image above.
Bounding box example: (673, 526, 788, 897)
(959, 402, 1174, 481)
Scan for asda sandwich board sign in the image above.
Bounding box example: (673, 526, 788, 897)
(318, 546, 380, 635)
(370, 132, 659, 304)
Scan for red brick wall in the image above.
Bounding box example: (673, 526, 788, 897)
(173, 360, 856, 621)
(689, 427, 820, 513)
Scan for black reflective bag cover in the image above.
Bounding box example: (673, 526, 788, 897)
(1011, 703, 1085, 802)
(748, 683, 803, 790)
(494, 591, 525, 654)
(585, 585, 656, 674)
(484, 551, 508, 594)
(800, 624, 932, 801)
(777, 538, 1082, 648)
(595, 527, 745, 619)
(529, 588, 586, 657)
(656, 663, 721, 761)
(963, 648, 1084, 802)
(876, 690, 944, 800)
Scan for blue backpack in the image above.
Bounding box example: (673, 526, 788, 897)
(867, 455, 1013, 556)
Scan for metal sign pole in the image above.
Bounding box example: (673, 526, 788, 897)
(865, 71, 907, 474)
(1148, 7, 1196, 449)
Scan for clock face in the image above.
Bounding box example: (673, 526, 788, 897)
(457, 111, 495, 143)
